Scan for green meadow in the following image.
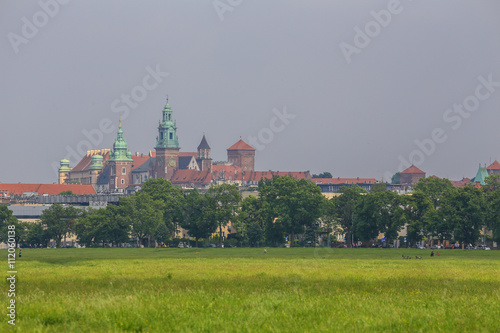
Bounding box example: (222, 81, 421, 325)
(2, 248, 499, 332)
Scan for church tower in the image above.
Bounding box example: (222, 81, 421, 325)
(155, 98, 180, 180)
(108, 121, 134, 190)
(58, 158, 71, 184)
(197, 134, 212, 171)
(89, 154, 104, 186)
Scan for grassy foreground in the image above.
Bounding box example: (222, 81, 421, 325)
(1, 248, 499, 332)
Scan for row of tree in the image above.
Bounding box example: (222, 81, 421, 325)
(1, 176, 500, 248)
(347, 176, 500, 247)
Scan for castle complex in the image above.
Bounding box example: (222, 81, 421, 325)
(57, 99, 310, 192)
(53, 97, 500, 194)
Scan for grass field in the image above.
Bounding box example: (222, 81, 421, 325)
(2, 248, 499, 332)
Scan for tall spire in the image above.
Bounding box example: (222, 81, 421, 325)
(156, 97, 180, 149)
(197, 134, 211, 150)
(473, 163, 489, 185)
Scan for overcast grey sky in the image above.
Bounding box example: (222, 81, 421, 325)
(1, 0, 500, 184)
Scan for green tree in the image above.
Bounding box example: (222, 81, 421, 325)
(258, 176, 325, 247)
(353, 193, 381, 242)
(312, 172, 333, 178)
(140, 178, 185, 237)
(404, 191, 434, 245)
(439, 185, 486, 246)
(333, 185, 366, 247)
(205, 184, 241, 247)
(76, 205, 130, 247)
(486, 187, 500, 243)
(0, 205, 19, 243)
(317, 197, 341, 246)
(485, 175, 500, 192)
(154, 222, 170, 246)
(58, 190, 74, 195)
(391, 172, 400, 185)
(414, 177, 455, 208)
(258, 178, 284, 245)
(23, 222, 48, 247)
(238, 195, 265, 246)
(120, 193, 164, 247)
(246, 222, 264, 246)
(374, 191, 406, 244)
(40, 204, 81, 247)
(371, 182, 387, 193)
(180, 190, 217, 247)
(426, 208, 452, 244)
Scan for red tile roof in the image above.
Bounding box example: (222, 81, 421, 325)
(227, 140, 255, 151)
(311, 178, 377, 185)
(450, 178, 471, 188)
(170, 170, 212, 186)
(401, 165, 425, 174)
(179, 152, 199, 158)
(131, 153, 153, 170)
(0, 184, 96, 195)
(72, 150, 156, 172)
(210, 167, 312, 183)
(487, 160, 500, 170)
(212, 165, 243, 181)
(0, 184, 40, 195)
(242, 171, 311, 182)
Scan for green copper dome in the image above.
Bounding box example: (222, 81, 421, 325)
(109, 121, 134, 162)
(59, 158, 71, 172)
(89, 155, 104, 170)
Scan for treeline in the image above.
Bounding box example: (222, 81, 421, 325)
(1, 176, 500, 248)
(349, 176, 500, 247)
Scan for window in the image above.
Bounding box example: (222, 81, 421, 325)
(121, 179, 125, 184)
(169, 133, 173, 140)
(122, 167, 126, 175)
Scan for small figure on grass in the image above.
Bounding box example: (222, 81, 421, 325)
(436, 251, 440, 256)
(19, 250, 22, 258)
(264, 248, 267, 254)
(430, 251, 434, 257)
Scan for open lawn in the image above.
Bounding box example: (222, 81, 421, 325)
(2, 248, 499, 332)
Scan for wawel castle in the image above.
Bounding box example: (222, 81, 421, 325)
(56, 99, 316, 193)
(53, 98, 500, 195)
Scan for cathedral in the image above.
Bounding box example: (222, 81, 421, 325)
(57, 99, 281, 192)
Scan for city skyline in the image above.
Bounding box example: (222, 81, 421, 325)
(1, 1, 500, 184)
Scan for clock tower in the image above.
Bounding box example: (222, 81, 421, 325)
(155, 97, 180, 180)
